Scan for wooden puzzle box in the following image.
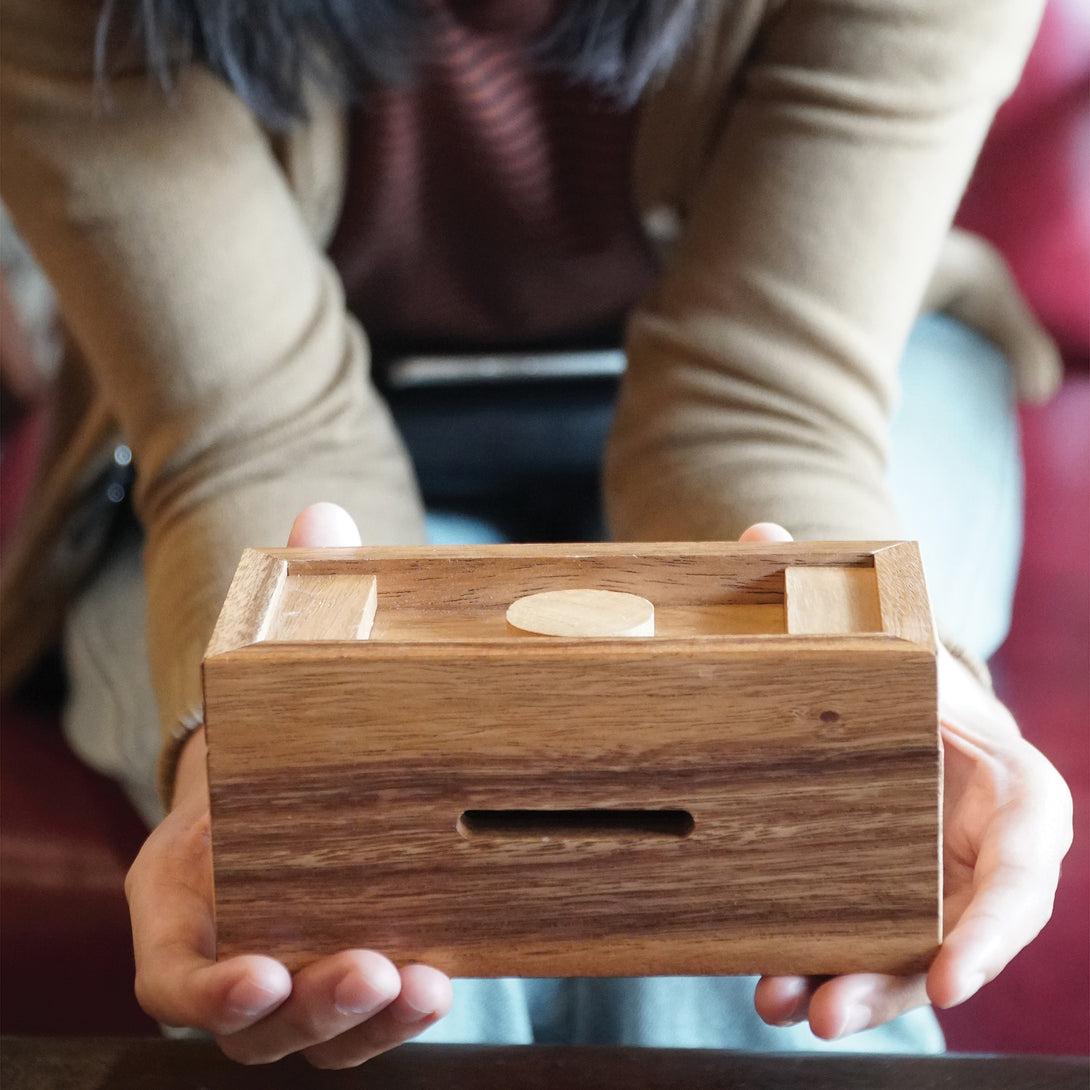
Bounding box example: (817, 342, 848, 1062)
(203, 541, 942, 978)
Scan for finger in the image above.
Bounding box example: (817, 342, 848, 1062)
(805, 973, 929, 1040)
(127, 815, 293, 1033)
(288, 502, 363, 548)
(754, 975, 821, 1026)
(929, 733, 1073, 1009)
(739, 522, 794, 543)
(302, 964, 454, 1070)
(129, 878, 290, 1033)
(134, 927, 291, 1036)
(215, 950, 402, 1065)
(930, 821, 1071, 1008)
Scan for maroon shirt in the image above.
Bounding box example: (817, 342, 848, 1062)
(329, 1, 660, 354)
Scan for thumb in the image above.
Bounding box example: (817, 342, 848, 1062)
(739, 521, 794, 543)
(287, 502, 363, 548)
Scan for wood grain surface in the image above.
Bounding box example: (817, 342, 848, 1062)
(6, 1037, 1081, 1090)
(205, 549, 287, 659)
(266, 573, 377, 642)
(874, 543, 936, 648)
(506, 589, 655, 637)
(204, 541, 940, 978)
(208, 545, 941, 981)
(6, 1038, 1085, 1090)
(785, 567, 882, 635)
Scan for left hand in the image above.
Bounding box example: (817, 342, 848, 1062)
(126, 502, 453, 1069)
(743, 523, 1074, 1039)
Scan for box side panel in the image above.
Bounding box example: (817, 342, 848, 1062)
(206, 643, 940, 977)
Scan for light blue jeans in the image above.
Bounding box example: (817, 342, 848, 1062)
(419, 313, 1021, 1053)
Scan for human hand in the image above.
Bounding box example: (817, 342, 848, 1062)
(743, 522, 1073, 1039)
(125, 502, 452, 1067)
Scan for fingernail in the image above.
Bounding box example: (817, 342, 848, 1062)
(334, 995, 380, 1016)
(226, 978, 284, 1018)
(333, 973, 395, 1017)
(390, 994, 437, 1025)
(836, 1003, 872, 1038)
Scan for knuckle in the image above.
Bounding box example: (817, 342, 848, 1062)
(1026, 890, 1057, 940)
(132, 972, 169, 1025)
(305, 1043, 383, 1070)
(278, 1002, 338, 1042)
(123, 849, 147, 904)
(216, 1036, 285, 1066)
(306, 1052, 359, 1070)
(301, 1012, 424, 1069)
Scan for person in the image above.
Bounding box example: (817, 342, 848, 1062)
(0, 0, 1073, 1070)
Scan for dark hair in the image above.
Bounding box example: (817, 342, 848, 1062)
(96, 1, 702, 130)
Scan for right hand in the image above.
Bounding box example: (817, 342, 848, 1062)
(125, 503, 453, 1067)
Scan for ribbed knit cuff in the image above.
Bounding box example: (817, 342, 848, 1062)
(156, 707, 205, 813)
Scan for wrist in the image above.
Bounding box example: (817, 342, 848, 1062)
(156, 708, 207, 813)
(938, 646, 1022, 745)
(173, 725, 209, 809)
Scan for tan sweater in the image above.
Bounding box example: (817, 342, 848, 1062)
(0, 0, 1056, 800)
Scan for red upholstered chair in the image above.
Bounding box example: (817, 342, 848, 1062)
(939, 0, 1090, 1055)
(0, 407, 155, 1037)
(0, 269, 156, 1034)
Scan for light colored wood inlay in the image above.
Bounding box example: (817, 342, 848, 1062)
(266, 573, 377, 642)
(507, 589, 655, 638)
(785, 566, 881, 635)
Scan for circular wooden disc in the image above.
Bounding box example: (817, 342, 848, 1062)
(506, 589, 655, 638)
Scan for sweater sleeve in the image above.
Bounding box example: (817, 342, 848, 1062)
(606, 0, 1045, 543)
(0, 0, 425, 801)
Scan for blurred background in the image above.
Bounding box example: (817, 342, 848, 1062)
(1, 0, 1087, 1054)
